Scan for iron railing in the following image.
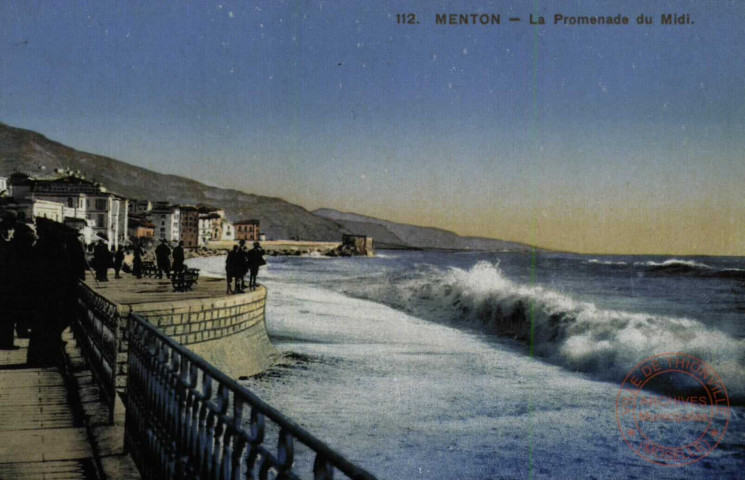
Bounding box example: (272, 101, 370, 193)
(73, 280, 124, 423)
(125, 313, 377, 480)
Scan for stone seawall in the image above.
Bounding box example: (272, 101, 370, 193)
(117, 287, 278, 378)
(117, 288, 266, 346)
(77, 274, 280, 388)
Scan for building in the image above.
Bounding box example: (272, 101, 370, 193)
(0, 176, 7, 195)
(194, 205, 227, 247)
(197, 212, 223, 246)
(64, 216, 94, 245)
(342, 234, 374, 256)
(234, 219, 260, 242)
(7, 173, 128, 247)
(221, 222, 235, 241)
(4, 198, 65, 223)
(197, 204, 225, 219)
(128, 199, 152, 215)
(128, 217, 155, 240)
(179, 205, 199, 248)
(150, 203, 180, 243)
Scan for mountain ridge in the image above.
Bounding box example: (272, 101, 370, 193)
(313, 208, 534, 252)
(0, 122, 346, 241)
(1, 122, 535, 251)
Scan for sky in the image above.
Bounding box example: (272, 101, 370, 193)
(1, 0, 744, 255)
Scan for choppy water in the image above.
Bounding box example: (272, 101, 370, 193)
(188, 251, 745, 479)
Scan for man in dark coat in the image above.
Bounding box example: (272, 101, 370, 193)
(237, 240, 248, 291)
(245, 242, 266, 290)
(0, 215, 16, 349)
(113, 245, 125, 278)
(27, 220, 85, 367)
(225, 245, 240, 294)
(93, 240, 110, 281)
(172, 241, 185, 273)
(155, 239, 172, 279)
(8, 214, 36, 338)
(132, 243, 144, 279)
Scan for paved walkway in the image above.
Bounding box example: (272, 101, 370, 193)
(0, 337, 101, 479)
(83, 270, 232, 305)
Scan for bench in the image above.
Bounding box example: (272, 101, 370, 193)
(185, 267, 200, 284)
(171, 268, 200, 292)
(141, 261, 159, 278)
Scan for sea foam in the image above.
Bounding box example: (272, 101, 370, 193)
(347, 261, 745, 401)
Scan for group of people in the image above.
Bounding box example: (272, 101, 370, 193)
(91, 241, 126, 281)
(90, 238, 186, 281)
(0, 214, 87, 366)
(91, 238, 264, 293)
(0, 213, 266, 365)
(225, 240, 265, 293)
(154, 239, 185, 279)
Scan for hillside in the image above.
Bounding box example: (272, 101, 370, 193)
(313, 208, 534, 252)
(0, 122, 346, 241)
(1, 122, 535, 251)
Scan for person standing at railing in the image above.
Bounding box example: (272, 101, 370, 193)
(132, 243, 144, 279)
(110, 245, 116, 275)
(237, 239, 249, 291)
(246, 241, 266, 290)
(113, 245, 125, 279)
(93, 240, 110, 282)
(155, 239, 172, 279)
(225, 244, 240, 294)
(172, 240, 185, 273)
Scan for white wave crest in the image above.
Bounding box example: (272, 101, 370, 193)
(633, 259, 712, 269)
(357, 261, 745, 400)
(587, 259, 628, 266)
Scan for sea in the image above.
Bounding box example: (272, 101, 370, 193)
(187, 250, 745, 479)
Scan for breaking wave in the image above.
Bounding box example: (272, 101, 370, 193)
(586, 258, 745, 279)
(587, 259, 628, 266)
(634, 259, 713, 269)
(642, 259, 745, 279)
(345, 261, 745, 400)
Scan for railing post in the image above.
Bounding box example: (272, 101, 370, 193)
(109, 310, 121, 425)
(72, 280, 120, 425)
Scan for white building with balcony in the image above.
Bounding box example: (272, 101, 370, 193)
(7, 173, 128, 247)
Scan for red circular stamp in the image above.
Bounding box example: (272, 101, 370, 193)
(616, 353, 730, 467)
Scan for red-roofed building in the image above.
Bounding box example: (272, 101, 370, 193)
(234, 219, 260, 242)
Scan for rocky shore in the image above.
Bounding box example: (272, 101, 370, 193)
(200, 240, 373, 257)
(133, 239, 373, 264)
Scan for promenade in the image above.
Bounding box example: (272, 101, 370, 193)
(0, 336, 99, 479)
(0, 273, 261, 479)
(82, 271, 230, 305)
(0, 268, 374, 479)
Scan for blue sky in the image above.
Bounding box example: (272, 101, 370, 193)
(2, 1, 744, 254)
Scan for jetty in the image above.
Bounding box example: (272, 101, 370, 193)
(0, 270, 377, 479)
